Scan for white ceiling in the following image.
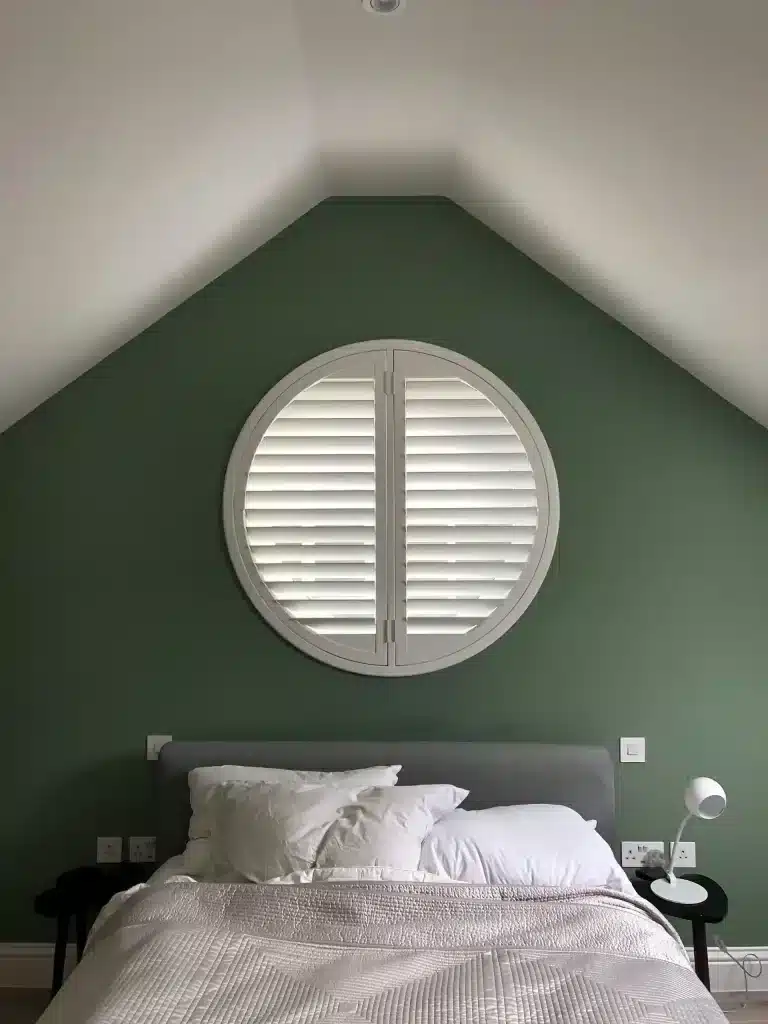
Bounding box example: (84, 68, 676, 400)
(2, 0, 767, 432)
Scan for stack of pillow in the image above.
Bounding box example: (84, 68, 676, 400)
(180, 764, 629, 891)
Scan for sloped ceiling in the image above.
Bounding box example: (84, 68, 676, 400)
(2, 0, 767, 431)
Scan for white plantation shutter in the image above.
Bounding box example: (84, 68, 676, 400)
(224, 351, 389, 670)
(404, 379, 536, 634)
(224, 342, 558, 676)
(246, 377, 377, 639)
(391, 349, 556, 669)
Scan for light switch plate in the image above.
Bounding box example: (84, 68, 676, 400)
(146, 735, 173, 761)
(97, 836, 123, 864)
(620, 737, 646, 763)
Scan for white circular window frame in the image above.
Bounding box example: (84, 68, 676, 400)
(223, 340, 560, 677)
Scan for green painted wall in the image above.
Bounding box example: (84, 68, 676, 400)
(1, 198, 766, 944)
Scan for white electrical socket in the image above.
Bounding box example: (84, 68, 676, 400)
(671, 841, 696, 869)
(146, 735, 173, 761)
(97, 836, 123, 863)
(621, 841, 665, 867)
(129, 836, 157, 863)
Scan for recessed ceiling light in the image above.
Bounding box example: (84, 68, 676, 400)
(363, 0, 404, 13)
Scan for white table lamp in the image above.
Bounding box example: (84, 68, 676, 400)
(651, 777, 726, 905)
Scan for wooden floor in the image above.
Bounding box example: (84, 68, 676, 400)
(0, 989, 49, 1024)
(0, 989, 766, 1023)
(716, 995, 768, 1023)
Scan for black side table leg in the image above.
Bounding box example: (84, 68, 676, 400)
(51, 913, 69, 1000)
(692, 919, 710, 990)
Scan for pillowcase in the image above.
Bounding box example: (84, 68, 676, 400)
(216, 782, 362, 882)
(183, 764, 401, 877)
(418, 804, 628, 889)
(187, 763, 402, 840)
(184, 765, 403, 876)
(316, 785, 468, 872)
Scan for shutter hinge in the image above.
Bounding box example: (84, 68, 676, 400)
(382, 619, 388, 644)
(390, 618, 396, 642)
(382, 619, 396, 643)
(383, 371, 394, 395)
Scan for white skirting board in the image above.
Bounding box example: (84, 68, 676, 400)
(0, 942, 765, 993)
(0, 944, 76, 989)
(688, 947, 768, 994)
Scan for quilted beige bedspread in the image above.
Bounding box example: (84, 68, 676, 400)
(41, 877, 725, 1023)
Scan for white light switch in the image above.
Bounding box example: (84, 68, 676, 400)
(146, 735, 173, 761)
(97, 836, 122, 863)
(620, 737, 646, 763)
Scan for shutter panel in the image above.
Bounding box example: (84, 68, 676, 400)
(224, 350, 388, 670)
(393, 350, 554, 668)
(247, 375, 377, 643)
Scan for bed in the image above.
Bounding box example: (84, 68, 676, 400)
(40, 741, 725, 1023)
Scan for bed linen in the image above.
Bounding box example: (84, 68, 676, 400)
(184, 764, 401, 876)
(315, 784, 468, 871)
(216, 781, 372, 881)
(147, 855, 191, 884)
(419, 804, 631, 889)
(41, 875, 724, 1023)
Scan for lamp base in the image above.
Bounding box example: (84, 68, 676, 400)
(650, 877, 708, 905)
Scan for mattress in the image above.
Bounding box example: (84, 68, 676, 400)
(40, 876, 725, 1023)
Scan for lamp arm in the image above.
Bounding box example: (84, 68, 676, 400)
(667, 812, 693, 882)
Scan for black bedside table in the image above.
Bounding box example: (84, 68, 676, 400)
(632, 872, 727, 990)
(34, 863, 151, 998)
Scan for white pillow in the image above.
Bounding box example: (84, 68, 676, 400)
(418, 804, 628, 889)
(316, 785, 468, 872)
(182, 763, 401, 876)
(216, 782, 362, 882)
(187, 764, 402, 840)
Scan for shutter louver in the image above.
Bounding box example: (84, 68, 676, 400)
(404, 377, 537, 637)
(245, 376, 377, 640)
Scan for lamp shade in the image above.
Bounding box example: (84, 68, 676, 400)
(684, 777, 726, 819)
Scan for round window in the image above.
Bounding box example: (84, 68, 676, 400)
(224, 340, 559, 676)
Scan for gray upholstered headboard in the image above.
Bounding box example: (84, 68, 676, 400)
(155, 741, 615, 863)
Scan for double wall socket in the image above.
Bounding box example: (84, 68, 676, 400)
(97, 836, 157, 863)
(621, 841, 665, 867)
(129, 836, 157, 863)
